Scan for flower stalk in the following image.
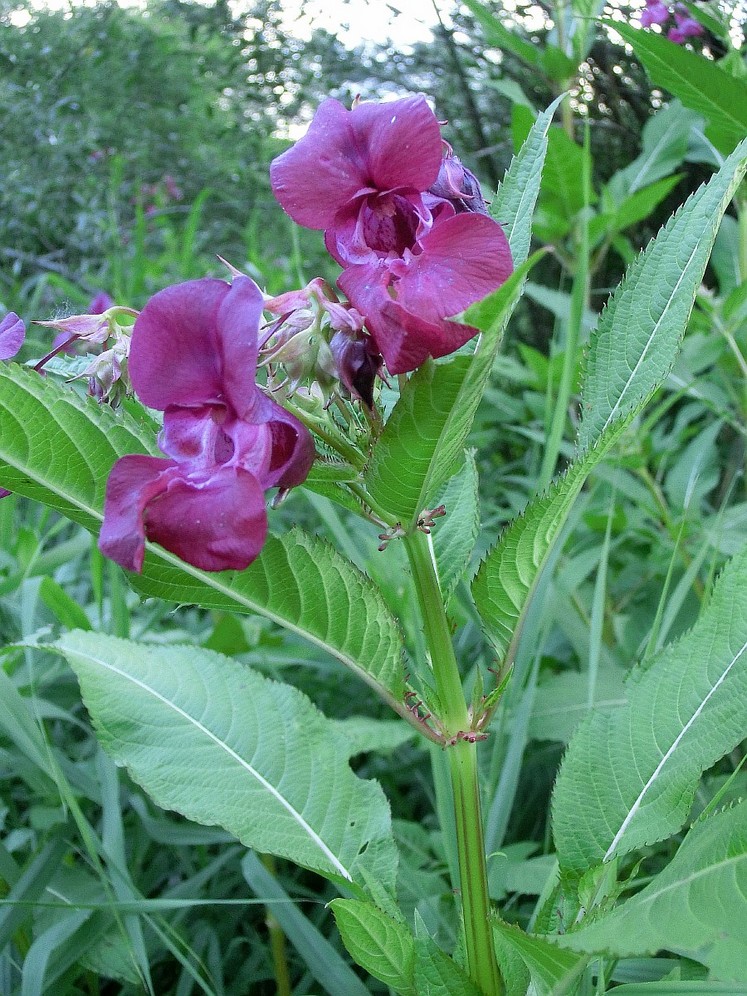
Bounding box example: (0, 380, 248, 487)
(404, 530, 503, 995)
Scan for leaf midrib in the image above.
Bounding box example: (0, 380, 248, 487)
(72, 646, 353, 881)
(604, 637, 747, 861)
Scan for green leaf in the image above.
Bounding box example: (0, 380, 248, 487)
(492, 920, 586, 995)
(242, 854, 371, 996)
(363, 261, 530, 526)
(432, 450, 480, 603)
(610, 23, 747, 154)
(0, 363, 155, 532)
(555, 803, 747, 979)
(610, 984, 747, 994)
(591, 175, 682, 247)
(331, 717, 416, 757)
(56, 630, 397, 891)
(413, 936, 482, 996)
(39, 576, 92, 631)
(494, 94, 566, 268)
(608, 101, 701, 200)
(0, 366, 405, 700)
(132, 530, 406, 700)
(578, 136, 747, 452)
(330, 899, 416, 996)
(552, 547, 747, 876)
(512, 102, 590, 231)
(472, 417, 630, 662)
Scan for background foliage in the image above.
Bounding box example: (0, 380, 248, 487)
(1, 0, 746, 992)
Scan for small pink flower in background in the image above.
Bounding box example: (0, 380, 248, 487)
(163, 174, 184, 201)
(271, 95, 513, 375)
(668, 8, 704, 40)
(99, 276, 315, 574)
(639, 0, 704, 40)
(640, 0, 670, 25)
(0, 312, 26, 361)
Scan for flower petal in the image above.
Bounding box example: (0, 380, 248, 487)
(99, 454, 177, 573)
(338, 264, 477, 375)
(129, 277, 264, 416)
(216, 276, 267, 418)
(394, 213, 513, 321)
(270, 98, 370, 230)
(129, 278, 228, 410)
(350, 95, 442, 192)
(270, 96, 443, 232)
(0, 312, 26, 360)
(267, 410, 316, 488)
(99, 453, 270, 573)
(143, 464, 268, 572)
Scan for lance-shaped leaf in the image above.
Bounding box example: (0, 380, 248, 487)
(552, 547, 747, 876)
(472, 417, 629, 662)
(578, 137, 747, 451)
(0, 365, 405, 700)
(473, 141, 747, 677)
(363, 97, 561, 525)
(56, 631, 398, 892)
(554, 803, 747, 980)
(331, 899, 417, 996)
(492, 921, 586, 995)
(610, 23, 747, 155)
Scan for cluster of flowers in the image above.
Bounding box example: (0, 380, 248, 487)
(270, 95, 512, 375)
(640, 0, 704, 43)
(4, 96, 513, 575)
(36, 291, 135, 405)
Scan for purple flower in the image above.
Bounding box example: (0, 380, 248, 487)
(640, 0, 670, 25)
(0, 312, 25, 360)
(99, 277, 315, 573)
(668, 9, 704, 39)
(271, 96, 513, 375)
(271, 95, 443, 267)
(329, 329, 382, 408)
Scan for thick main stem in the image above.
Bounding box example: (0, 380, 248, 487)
(405, 531, 503, 995)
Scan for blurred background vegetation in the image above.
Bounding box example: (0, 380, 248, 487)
(0, 0, 695, 303)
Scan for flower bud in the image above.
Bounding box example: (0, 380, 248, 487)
(429, 152, 489, 215)
(330, 329, 382, 408)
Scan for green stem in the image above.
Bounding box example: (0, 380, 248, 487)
(404, 531, 503, 995)
(260, 854, 292, 996)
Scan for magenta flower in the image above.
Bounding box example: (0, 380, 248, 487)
(640, 0, 669, 25)
(271, 96, 513, 375)
(99, 277, 315, 573)
(0, 312, 25, 360)
(271, 95, 443, 267)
